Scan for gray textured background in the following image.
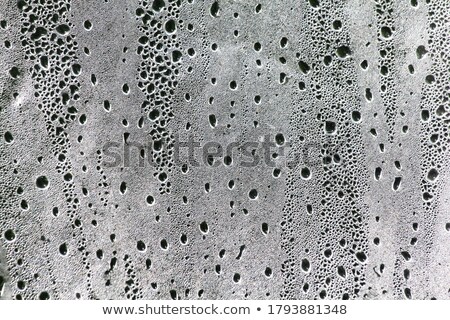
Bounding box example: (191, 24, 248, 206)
(0, 0, 449, 299)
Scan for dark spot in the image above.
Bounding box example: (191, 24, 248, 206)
(199, 221, 209, 234)
(337, 266, 346, 278)
(4, 229, 15, 241)
(365, 88, 373, 101)
(96, 249, 103, 259)
(83, 20, 92, 30)
(325, 121, 336, 134)
(298, 60, 311, 74)
(158, 172, 167, 182)
(332, 20, 342, 30)
(248, 189, 258, 199)
(137, 240, 146, 252)
(119, 181, 127, 194)
(336, 45, 352, 58)
(38, 291, 50, 300)
(59, 243, 67, 255)
(360, 60, 368, 70)
(275, 133, 285, 146)
(301, 258, 310, 272)
(416, 45, 428, 59)
(308, 0, 320, 8)
(72, 64, 81, 75)
(165, 19, 176, 33)
(208, 114, 217, 127)
(380, 26, 392, 38)
(356, 251, 367, 263)
(261, 223, 269, 235)
(210, 1, 219, 17)
(160, 239, 168, 250)
(427, 168, 438, 181)
(36, 176, 49, 189)
(351, 111, 361, 122)
(55, 24, 70, 35)
(9, 66, 20, 79)
(122, 83, 130, 94)
(273, 168, 281, 178)
(301, 167, 311, 180)
(401, 251, 411, 261)
(152, 0, 165, 11)
(425, 74, 435, 84)
(404, 288, 412, 299)
(172, 50, 182, 62)
(149, 109, 160, 120)
(392, 177, 402, 191)
(4, 131, 14, 143)
(146, 195, 155, 205)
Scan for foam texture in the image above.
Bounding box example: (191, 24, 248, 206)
(0, 0, 449, 299)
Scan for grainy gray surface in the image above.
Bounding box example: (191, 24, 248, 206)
(0, 0, 449, 300)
